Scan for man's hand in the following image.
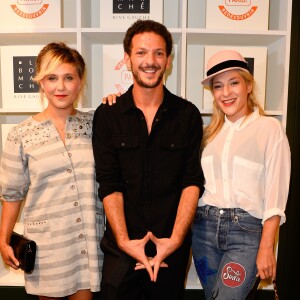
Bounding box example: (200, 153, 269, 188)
(119, 232, 155, 281)
(135, 257, 168, 269)
(133, 232, 179, 282)
(102, 93, 121, 105)
(149, 232, 180, 281)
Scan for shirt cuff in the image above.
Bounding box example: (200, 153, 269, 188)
(262, 208, 286, 225)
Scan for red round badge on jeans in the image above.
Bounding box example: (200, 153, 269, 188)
(221, 262, 246, 288)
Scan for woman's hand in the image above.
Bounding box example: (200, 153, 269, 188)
(0, 241, 20, 270)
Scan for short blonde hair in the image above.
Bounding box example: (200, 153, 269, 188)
(34, 42, 86, 103)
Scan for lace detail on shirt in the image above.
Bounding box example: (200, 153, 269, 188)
(6, 112, 93, 148)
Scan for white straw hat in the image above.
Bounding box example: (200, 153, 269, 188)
(201, 49, 250, 87)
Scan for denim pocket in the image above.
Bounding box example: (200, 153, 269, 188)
(194, 206, 205, 222)
(235, 214, 262, 233)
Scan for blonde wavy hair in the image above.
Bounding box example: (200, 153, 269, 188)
(202, 70, 264, 149)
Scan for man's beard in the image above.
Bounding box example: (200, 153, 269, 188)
(132, 65, 165, 88)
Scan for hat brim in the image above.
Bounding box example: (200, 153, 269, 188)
(201, 67, 250, 87)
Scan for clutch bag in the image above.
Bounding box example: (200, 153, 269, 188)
(9, 231, 36, 274)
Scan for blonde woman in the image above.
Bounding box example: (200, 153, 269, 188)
(0, 42, 104, 300)
(192, 50, 291, 299)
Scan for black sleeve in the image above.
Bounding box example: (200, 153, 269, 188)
(182, 103, 205, 197)
(92, 105, 123, 201)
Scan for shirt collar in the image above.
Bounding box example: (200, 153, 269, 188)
(119, 85, 179, 114)
(223, 107, 260, 131)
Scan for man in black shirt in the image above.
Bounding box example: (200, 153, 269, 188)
(92, 19, 204, 300)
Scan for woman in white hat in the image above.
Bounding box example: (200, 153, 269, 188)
(192, 49, 291, 299)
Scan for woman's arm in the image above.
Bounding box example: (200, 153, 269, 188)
(0, 200, 23, 269)
(256, 215, 280, 280)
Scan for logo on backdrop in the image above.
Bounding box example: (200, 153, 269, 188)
(221, 262, 246, 288)
(13, 56, 39, 93)
(114, 58, 133, 94)
(11, 1, 50, 19)
(219, 1, 258, 21)
(113, 0, 150, 14)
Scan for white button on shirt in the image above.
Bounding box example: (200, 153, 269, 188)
(199, 108, 291, 225)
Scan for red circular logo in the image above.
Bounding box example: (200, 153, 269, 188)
(219, 5, 258, 21)
(11, 1, 50, 20)
(221, 262, 246, 288)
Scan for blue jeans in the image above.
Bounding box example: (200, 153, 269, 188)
(192, 205, 262, 300)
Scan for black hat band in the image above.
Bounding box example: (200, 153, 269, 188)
(207, 60, 249, 77)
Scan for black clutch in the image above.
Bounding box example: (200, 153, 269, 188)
(9, 231, 36, 274)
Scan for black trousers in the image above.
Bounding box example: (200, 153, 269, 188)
(100, 234, 192, 300)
